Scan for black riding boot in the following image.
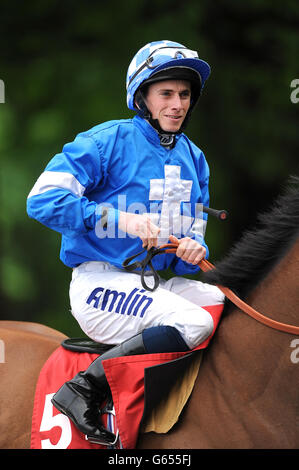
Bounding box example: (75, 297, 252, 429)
(51, 332, 146, 445)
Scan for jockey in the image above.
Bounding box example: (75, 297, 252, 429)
(27, 39, 225, 445)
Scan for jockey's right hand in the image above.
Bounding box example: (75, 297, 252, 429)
(118, 211, 160, 250)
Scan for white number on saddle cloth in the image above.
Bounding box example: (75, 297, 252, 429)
(40, 393, 72, 449)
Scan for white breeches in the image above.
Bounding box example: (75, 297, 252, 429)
(69, 261, 225, 349)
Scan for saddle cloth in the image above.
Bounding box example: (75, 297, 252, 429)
(30, 304, 223, 449)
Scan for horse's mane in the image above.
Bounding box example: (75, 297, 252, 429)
(204, 176, 299, 298)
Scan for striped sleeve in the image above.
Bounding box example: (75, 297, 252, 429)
(27, 134, 104, 238)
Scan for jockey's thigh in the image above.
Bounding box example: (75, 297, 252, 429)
(163, 275, 224, 308)
(69, 261, 223, 349)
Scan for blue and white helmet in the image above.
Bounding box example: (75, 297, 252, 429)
(126, 39, 211, 112)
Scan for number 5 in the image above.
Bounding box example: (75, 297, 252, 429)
(39, 393, 72, 449)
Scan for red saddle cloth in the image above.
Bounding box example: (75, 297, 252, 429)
(30, 304, 223, 449)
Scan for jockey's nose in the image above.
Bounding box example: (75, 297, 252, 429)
(170, 93, 183, 109)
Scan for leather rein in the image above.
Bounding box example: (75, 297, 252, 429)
(123, 242, 299, 336)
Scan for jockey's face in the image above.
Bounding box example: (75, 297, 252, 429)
(145, 80, 191, 132)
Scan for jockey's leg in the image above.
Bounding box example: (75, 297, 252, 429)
(52, 262, 222, 444)
(51, 325, 189, 445)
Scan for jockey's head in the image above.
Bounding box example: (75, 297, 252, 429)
(126, 40, 211, 134)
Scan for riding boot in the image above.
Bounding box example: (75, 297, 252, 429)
(51, 332, 146, 445)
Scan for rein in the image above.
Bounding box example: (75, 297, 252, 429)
(123, 242, 299, 336)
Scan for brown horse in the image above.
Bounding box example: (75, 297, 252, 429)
(0, 321, 66, 449)
(1, 177, 298, 449)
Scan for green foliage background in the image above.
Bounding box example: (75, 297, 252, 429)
(1, 1, 298, 337)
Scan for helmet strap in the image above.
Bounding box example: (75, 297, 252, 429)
(153, 125, 176, 149)
(135, 89, 151, 120)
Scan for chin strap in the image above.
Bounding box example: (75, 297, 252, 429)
(146, 118, 177, 149)
(157, 131, 176, 148)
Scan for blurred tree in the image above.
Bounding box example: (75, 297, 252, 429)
(0, 0, 298, 337)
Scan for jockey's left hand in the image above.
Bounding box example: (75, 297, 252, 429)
(169, 235, 206, 265)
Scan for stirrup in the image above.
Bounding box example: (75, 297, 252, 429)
(85, 429, 119, 446)
(85, 398, 119, 447)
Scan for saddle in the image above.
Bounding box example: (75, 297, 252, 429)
(31, 302, 223, 449)
(61, 337, 203, 434)
(61, 337, 114, 354)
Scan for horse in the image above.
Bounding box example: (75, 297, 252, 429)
(0, 321, 66, 449)
(1, 176, 298, 449)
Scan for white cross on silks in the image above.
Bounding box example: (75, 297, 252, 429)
(149, 165, 205, 244)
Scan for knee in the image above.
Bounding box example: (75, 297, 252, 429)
(142, 325, 190, 353)
(205, 311, 214, 335)
(188, 311, 214, 349)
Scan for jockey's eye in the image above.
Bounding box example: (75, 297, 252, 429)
(160, 90, 172, 96)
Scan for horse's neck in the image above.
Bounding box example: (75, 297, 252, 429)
(194, 238, 299, 446)
(139, 239, 299, 449)
(246, 237, 299, 328)
(214, 238, 298, 391)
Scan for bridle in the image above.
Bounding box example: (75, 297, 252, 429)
(123, 242, 299, 336)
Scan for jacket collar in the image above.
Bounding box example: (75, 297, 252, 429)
(133, 115, 181, 148)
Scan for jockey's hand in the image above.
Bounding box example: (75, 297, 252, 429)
(169, 235, 206, 265)
(118, 211, 160, 249)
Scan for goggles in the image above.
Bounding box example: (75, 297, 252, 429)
(127, 46, 200, 88)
